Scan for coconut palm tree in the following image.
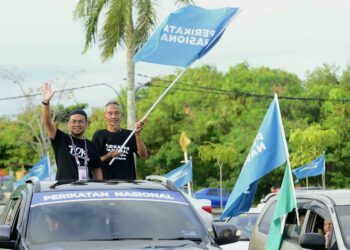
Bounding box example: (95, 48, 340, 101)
(74, 0, 193, 129)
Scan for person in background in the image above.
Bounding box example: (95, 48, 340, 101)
(41, 82, 102, 181)
(92, 101, 147, 180)
(323, 219, 332, 249)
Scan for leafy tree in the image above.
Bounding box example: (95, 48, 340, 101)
(198, 142, 237, 209)
(74, 0, 193, 129)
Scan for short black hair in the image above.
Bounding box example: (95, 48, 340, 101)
(68, 109, 87, 120)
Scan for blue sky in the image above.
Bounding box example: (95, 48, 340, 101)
(1, 0, 349, 116)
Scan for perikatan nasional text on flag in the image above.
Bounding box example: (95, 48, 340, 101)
(134, 5, 240, 67)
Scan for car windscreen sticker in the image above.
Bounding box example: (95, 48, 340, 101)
(31, 189, 188, 207)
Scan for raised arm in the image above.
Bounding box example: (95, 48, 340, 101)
(135, 120, 148, 160)
(41, 82, 57, 139)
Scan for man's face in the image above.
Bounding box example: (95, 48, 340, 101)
(324, 219, 332, 233)
(104, 104, 122, 128)
(67, 114, 87, 137)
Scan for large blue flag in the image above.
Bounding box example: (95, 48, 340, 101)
(220, 95, 288, 219)
(164, 160, 192, 188)
(134, 5, 239, 67)
(16, 154, 50, 187)
(293, 153, 325, 181)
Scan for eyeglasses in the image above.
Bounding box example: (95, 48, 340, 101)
(69, 120, 86, 125)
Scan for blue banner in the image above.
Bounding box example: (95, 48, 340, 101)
(164, 160, 192, 188)
(31, 189, 187, 207)
(16, 154, 50, 187)
(220, 95, 288, 219)
(134, 5, 239, 67)
(293, 153, 325, 181)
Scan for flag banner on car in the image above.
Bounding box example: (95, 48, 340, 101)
(164, 160, 192, 188)
(133, 5, 240, 67)
(292, 152, 325, 181)
(220, 94, 288, 219)
(266, 165, 297, 250)
(16, 153, 50, 187)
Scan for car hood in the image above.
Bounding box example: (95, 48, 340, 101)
(27, 240, 222, 250)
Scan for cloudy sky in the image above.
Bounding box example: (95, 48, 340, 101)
(1, 0, 349, 116)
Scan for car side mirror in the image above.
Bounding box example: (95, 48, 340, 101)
(212, 221, 240, 245)
(299, 233, 326, 250)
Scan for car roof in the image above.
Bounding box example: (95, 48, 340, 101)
(264, 189, 350, 206)
(29, 179, 176, 193)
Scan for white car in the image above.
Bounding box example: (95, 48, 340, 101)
(220, 205, 264, 250)
(182, 191, 213, 231)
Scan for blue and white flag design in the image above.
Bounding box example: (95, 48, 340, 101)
(16, 154, 50, 187)
(220, 95, 288, 219)
(134, 5, 239, 67)
(293, 153, 325, 181)
(164, 160, 192, 188)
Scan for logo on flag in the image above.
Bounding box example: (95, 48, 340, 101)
(220, 95, 288, 219)
(16, 154, 50, 187)
(293, 153, 325, 181)
(134, 5, 239, 67)
(164, 160, 192, 188)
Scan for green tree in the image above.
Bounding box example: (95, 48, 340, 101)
(198, 142, 237, 210)
(74, 0, 193, 129)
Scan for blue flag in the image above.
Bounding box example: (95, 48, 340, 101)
(293, 153, 325, 181)
(134, 5, 239, 67)
(16, 154, 50, 187)
(220, 95, 288, 219)
(164, 160, 192, 188)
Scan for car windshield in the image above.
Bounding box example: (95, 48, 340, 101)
(26, 189, 207, 244)
(335, 205, 350, 248)
(228, 213, 258, 240)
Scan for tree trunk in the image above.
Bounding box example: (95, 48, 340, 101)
(126, 2, 136, 129)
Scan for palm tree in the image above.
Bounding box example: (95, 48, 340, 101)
(74, 0, 193, 129)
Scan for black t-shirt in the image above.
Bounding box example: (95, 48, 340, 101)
(92, 129, 137, 180)
(50, 129, 101, 180)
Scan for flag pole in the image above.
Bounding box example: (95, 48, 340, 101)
(110, 66, 191, 165)
(322, 151, 326, 190)
(46, 152, 51, 179)
(274, 93, 300, 225)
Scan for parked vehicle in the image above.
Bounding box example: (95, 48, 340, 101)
(219, 205, 263, 250)
(249, 189, 350, 250)
(0, 177, 239, 249)
(195, 188, 230, 208)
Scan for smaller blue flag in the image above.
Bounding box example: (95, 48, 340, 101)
(134, 5, 239, 67)
(164, 160, 192, 188)
(16, 154, 50, 187)
(293, 153, 325, 181)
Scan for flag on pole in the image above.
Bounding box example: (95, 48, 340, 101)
(266, 165, 297, 250)
(164, 160, 192, 188)
(293, 153, 325, 181)
(220, 95, 288, 219)
(180, 131, 191, 152)
(16, 154, 50, 187)
(134, 5, 240, 67)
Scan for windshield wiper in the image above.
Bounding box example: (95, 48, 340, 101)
(87, 238, 154, 241)
(158, 237, 202, 242)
